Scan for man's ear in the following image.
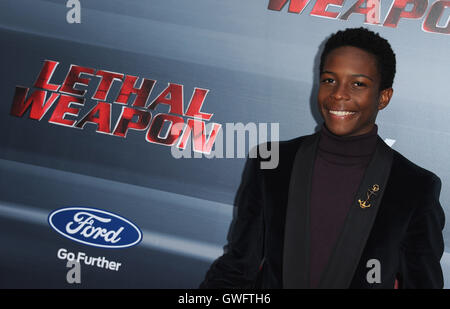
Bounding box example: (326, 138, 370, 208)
(378, 88, 393, 110)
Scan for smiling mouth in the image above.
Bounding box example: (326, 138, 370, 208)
(328, 110, 356, 116)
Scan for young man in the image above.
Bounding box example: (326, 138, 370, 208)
(200, 28, 445, 289)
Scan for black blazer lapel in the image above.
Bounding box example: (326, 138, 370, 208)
(282, 134, 394, 289)
(318, 137, 394, 288)
(283, 133, 319, 288)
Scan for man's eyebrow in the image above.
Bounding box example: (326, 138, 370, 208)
(320, 70, 335, 75)
(352, 74, 374, 81)
(320, 71, 374, 81)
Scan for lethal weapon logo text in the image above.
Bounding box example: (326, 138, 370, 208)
(10, 60, 222, 154)
(268, 0, 450, 35)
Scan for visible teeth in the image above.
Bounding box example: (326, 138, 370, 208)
(329, 110, 356, 116)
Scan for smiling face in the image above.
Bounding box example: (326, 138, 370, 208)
(318, 46, 393, 137)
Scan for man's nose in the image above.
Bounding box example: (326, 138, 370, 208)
(331, 83, 350, 100)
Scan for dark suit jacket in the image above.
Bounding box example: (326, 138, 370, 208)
(200, 131, 445, 289)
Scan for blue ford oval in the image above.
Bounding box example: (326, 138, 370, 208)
(48, 207, 142, 249)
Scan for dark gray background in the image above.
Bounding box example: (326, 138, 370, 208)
(1, 0, 449, 288)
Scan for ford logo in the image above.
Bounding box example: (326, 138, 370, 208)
(48, 207, 142, 249)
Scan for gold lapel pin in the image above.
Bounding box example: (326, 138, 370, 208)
(358, 184, 380, 209)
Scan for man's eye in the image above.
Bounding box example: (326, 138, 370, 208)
(321, 78, 334, 83)
(354, 81, 366, 87)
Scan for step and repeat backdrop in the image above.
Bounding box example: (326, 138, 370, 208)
(0, 0, 449, 288)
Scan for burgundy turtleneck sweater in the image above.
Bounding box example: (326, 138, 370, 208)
(309, 123, 379, 288)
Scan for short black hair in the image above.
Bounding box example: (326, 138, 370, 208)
(319, 27, 396, 91)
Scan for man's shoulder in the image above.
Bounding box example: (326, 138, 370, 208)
(390, 148, 441, 187)
(255, 133, 317, 156)
(250, 133, 317, 171)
